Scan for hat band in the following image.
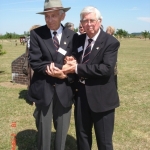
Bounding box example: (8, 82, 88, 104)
(44, 7, 63, 11)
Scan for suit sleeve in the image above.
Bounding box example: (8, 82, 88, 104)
(29, 30, 51, 74)
(66, 33, 79, 83)
(77, 40, 120, 78)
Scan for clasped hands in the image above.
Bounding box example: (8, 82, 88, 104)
(46, 56, 77, 79)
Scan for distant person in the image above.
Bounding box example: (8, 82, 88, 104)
(22, 25, 40, 105)
(106, 26, 115, 36)
(106, 26, 118, 89)
(77, 23, 85, 34)
(15, 40, 17, 46)
(64, 22, 74, 31)
(27, 25, 41, 88)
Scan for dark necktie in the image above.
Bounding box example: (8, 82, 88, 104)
(53, 31, 59, 51)
(82, 39, 93, 64)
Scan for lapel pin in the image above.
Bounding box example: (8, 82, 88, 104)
(64, 42, 66, 45)
(96, 47, 99, 50)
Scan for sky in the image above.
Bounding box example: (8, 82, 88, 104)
(0, 0, 150, 35)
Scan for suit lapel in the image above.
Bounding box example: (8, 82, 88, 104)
(78, 34, 86, 63)
(42, 25, 57, 61)
(88, 30, 105, 64)
(55, 27, 69, 63)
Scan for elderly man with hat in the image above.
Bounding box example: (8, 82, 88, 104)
(27, 0, 78, 149)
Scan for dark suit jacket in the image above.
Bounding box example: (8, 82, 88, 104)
(27, 25, 78, 107)
(75, 30, 120, 112)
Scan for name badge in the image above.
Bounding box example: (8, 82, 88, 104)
(58, 47, 67, 55)
(78, 46, 83, 53)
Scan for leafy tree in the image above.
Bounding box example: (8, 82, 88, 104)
(74, 27, 78, 33)
(5, 32, 12, 41)
(142, 30, 149, 40)
(0, 32, 25, 39)
(122, 30, 128, 38)
(6, 32, 12, 38)
(148, 33, 150, 40)
(24, 31, 30, 36)
(116, 29, 129, 39)
(116, 29, 122, 38)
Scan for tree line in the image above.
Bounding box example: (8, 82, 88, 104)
(115, 29, 150, 40)
(0, 32, 26, 40)
(0, 29, 150, 40)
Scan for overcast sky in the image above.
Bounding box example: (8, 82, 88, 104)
(0, 0, 150, 35)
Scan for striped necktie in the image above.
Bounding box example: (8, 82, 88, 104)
(82, 39, 93, 64)
(53, 31, 59, 51)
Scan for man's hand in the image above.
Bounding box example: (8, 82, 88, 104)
(62, 60, 77, 74)
(46, 63, 67, 79)
(64, 56, 76, 64)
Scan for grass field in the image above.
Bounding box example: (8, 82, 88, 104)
(0, 38, 150, 150)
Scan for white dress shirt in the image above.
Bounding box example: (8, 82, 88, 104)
(75, 29, 101, 74)
(50, 25, 63, 44)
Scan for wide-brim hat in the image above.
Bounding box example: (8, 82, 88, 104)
(37, 0, 71, 14)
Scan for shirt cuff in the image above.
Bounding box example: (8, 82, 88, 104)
(75, 64, 78, 74)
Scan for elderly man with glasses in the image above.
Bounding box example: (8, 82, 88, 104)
(62, 6, 120, 150)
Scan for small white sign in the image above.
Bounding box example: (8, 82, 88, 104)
(58, 47, 67, 55)
(78, 46, 83, 53)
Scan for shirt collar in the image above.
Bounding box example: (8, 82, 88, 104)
(86, 29, 101, 42)
(50, 25, 63, 36)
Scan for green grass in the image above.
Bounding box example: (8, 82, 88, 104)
(0, 38, 150, 150)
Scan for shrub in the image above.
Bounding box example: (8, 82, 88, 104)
(0, 44, 6, 55)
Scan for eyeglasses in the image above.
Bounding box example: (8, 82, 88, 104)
(81, 19, 99, 25)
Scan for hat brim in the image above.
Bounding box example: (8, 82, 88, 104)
(36, 7, 70, 14)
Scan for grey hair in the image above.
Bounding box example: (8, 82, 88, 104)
(59, 10, 65, 15)
(80, 6, 103, 21)
(65, 22, 74, 28)
(64, 22, 74, 30)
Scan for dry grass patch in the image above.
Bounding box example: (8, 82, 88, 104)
(0, 82, 27, 89)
